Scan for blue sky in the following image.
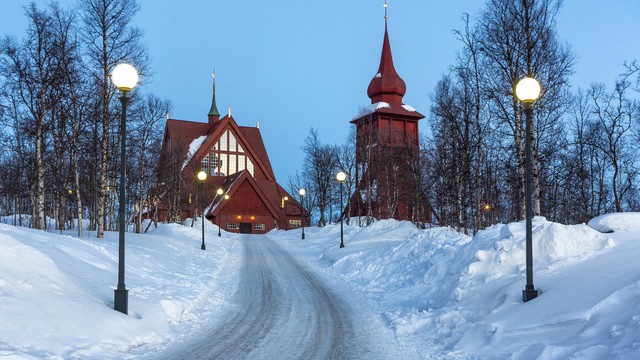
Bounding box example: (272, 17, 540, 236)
(1, 1, 638, 183)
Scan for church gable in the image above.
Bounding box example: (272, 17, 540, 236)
(189, 116, 274, 181)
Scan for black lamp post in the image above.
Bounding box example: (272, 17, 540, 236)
(216, 188, 223, 237)
(197, 170, 207, 250)
(111, 63, 138, 315)
(516, 76, 541, 302)
(224, 194, 230, 232)
(336, 171, 346, 248)
(298, 188, 306, 240)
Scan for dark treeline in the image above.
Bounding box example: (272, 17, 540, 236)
(0, 0, 170, 236)
(295, 0, 640, 233)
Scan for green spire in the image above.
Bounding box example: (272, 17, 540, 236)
(208, 70, 220, 117)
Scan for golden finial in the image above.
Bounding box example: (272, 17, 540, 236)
(384, 0, 388, 20)
(228, 105, 231, 117)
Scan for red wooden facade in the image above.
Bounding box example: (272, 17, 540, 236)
(157, 78, 307, 233)
(347, 21, 434, 224)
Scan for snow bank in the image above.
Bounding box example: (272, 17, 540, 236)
(278, 216, 635, 359)
(0, 221, 240, 359)
(588, 212, 640, 232)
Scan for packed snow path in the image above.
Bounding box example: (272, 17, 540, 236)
(149, 235, 396, 360)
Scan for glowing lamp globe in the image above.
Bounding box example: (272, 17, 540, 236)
(111, 63, 139, 92)
(336, 171, 346, 182)
(515, 77, 541, 103)
(197, 170, 207, 181)
(216, 188, 223, 196)
(298, 188, 306, 197)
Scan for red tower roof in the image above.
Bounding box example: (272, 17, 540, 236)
(367, 23, 406, 104)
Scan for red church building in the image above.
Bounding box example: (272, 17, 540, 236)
(157, 76, 305, 234)
(347, 19, 435, 224)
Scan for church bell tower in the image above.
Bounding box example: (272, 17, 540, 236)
(348, 4, 430, 223)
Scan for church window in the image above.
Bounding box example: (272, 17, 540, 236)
(210, 154, 222, 175)
(229, 154, 237, 174)
(229, 132, 237, 152)
(238, 156, 245, 172)
(254, 223, 265, 231)
(289, 220, 301, 229)
(247, 159, 254, 177)
(201, 154, 209, 172)
(238, 144, 244, 153)
(220, 153, 228, 176)
(226, 222, 238, 230)
(220, 131, 228, 151)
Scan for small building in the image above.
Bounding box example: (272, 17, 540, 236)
(157, 76, 305, 233)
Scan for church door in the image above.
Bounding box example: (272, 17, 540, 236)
(239, 222, 252, 234)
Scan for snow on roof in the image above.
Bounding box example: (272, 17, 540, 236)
(401, 104, 416, 112)
(353, 102, 418, 120)
(181, 135, 207, 171)
(354, 102, 391, 120)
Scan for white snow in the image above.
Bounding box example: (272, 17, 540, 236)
(588, 212, 640, 233)
(1, 213, 639, 359)
(355, 101, 391, 119)
(181, 135, 207, 170)
(402, 104, 417, 112)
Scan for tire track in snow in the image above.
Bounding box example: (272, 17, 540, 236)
(156, 234, 366, 359)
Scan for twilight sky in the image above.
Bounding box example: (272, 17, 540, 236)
(1, 1, 638, 183)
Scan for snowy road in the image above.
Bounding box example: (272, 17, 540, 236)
(147, 235, 404, 360)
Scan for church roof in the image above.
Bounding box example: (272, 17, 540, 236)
(163, 115, 275, 180)
(366, 22, 407, 104)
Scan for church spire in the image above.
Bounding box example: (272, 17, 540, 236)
(367, 1, 406, 104)
(208, 70, 220, 123)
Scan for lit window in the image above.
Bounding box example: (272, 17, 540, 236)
(226, 222, 238, 230)
(201, 154, 209, 172)
(254, 223, 265, 231)
(229, 154, 237, 175)
(239, 156, 245, 171)
(229, 132, 237, 152)
(220, 153, 228, 176)
(220, 131, 228, 151)
(289, 219, 301, 229)
(247, 159, 254, 176)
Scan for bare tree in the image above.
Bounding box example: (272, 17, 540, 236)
(478, 0, 574, 219)
(589, 80, 639, 212)
(81, 0, 148, 238)
(302, 128, 337, 226)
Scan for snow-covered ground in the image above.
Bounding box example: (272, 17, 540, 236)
(1, 213, 639, 359)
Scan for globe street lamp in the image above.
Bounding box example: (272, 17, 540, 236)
(197, 170, 207, 250)
(298, 188, 306, 240)
(516, 76, 541, 302)
(336, 171, 346, 248)
(216, 188, 223, 237)
(111, 63, 138, 315)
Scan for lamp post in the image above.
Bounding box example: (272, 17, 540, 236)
(111, 63, 138, 315)
(197, 171, 207, 250)
(336, 171, 346, 248)
(224, 194, 230, 232)
(216, 188, 223, 237)
(516, 76, 541, 302)
(281, 196, 289, 229)
(298, 188, 306, 240)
